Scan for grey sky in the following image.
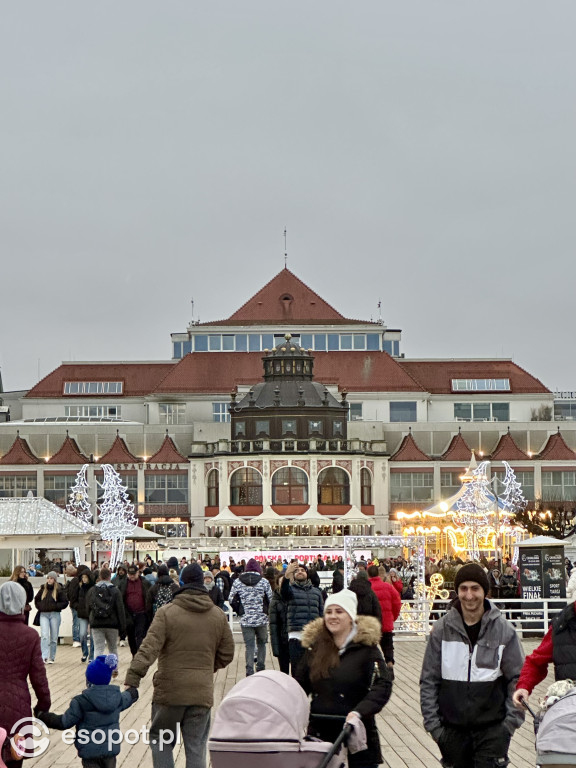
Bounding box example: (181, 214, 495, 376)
(1, 2, 575, 393)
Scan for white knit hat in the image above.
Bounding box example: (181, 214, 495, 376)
(324, 588, 358, 621)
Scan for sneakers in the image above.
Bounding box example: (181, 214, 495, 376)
(72, 641, 81, 648)
(48, 660, 55, 664)
(81, 655, 88, 663)
(119, 640, 126, 647)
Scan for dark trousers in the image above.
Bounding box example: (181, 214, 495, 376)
(380, 631, 395, 664)
(277, 641, 290, 674)
(127, 612, 149, 657)
(81, 758, 116, 768)
(288, 638, 305, 677)
(437, 723, 511, 768)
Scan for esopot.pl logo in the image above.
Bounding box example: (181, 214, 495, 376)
(10, 717, 50, 758)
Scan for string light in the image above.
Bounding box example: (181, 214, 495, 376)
(98, 464, 136, 569)
(66, 464, 93, 530)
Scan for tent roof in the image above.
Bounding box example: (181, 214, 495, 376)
(0, 497, 95, 536)
(514, 535, 566, 548)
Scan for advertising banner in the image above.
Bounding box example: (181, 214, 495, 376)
(519, 549, 543, 599)
(219, 549, 371, 564)
(542, 547, 566, 599)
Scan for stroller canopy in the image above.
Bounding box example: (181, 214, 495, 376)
(210, 670, 310, 743)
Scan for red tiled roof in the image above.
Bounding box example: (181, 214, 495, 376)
(148, 435, 187, 463)
(441, 431, 473, 461)
(0, 434, 41, 465)
(490, 430, 529, 461)
(26, 362, 175, 398)
(155, 351, 425, 394)
(99, 435, 139, 464)
(398, 360, 550, 395)
(538, 430, 576, 461)
(47, 435, 89, 464)
(204, 268, 375, 326)
(390, 432, 431, 462)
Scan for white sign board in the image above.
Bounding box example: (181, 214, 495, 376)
(219, 549, 371, 564)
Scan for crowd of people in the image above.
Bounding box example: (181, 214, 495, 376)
(3, 550, 576, 768)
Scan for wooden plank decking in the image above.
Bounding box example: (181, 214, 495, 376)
(29, 637, 551, 768)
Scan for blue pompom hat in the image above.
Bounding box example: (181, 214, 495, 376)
(86, 654, 118, 685)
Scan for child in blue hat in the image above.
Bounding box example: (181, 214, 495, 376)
(37, 654, 138, 768)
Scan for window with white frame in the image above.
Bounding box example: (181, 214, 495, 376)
(390, 472, 434, 502)
(348, 403, 363, 421)
(159, 403, 186, 425)
(145, 474, 188, 504)
(451, 379, 510, 392)
(453, 403, 509, 422)
(64, 382, 123, 395)
(542, 471, 576, 502)
(390, 402, 417, 422)
(212, 403, 231, 422)
(65, 405, 122, 418)
(44, 475, 77, 507)
(0, 475, 37, 497)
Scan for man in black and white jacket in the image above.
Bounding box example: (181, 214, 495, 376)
(420, 563, 524, 768)
(228, 558, 273, 677)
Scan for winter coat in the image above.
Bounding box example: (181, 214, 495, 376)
(39, 686, 138, 758)
(117, 576, 153, 625)
(269, 589, 289, 656)
(348, 578, 382, 623)
(124, 586, 235, 707)
(280, 577, 324, 633)
(368, 576, 402, 633)
(67, 565, 91, 611)
(34, 583, 69, 613)
(332, 570, 344, 594)
(76, 577, 95, 620)
(0, 613, 51, 767)
(205, 583, 225, 609)
(296, 615, 392, 768)
(229, 572, 273, 628)
(146, 575, 179, 613)
(420, 599, 525, 735)
(14, 577, 34, 610)
(499, 574, 519, 600)
(214, 570, 231, 601)
(87, 582, 127, 635)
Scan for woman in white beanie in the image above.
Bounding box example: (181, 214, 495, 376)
(295, 588, 393, 768)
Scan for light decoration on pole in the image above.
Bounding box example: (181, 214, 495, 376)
(66, 464, 93, 531)
(98, 464, 136, 569)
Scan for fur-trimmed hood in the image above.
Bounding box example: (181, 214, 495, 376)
(301, 614, 382, 649)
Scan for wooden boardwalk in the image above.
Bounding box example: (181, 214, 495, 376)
(30, 636, 551, 768)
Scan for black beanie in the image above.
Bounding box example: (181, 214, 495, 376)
(181, 564, 204, 587)
(454, 563, 489, 595)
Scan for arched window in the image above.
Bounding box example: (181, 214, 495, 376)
(318, 467, 350, 505)
(230, 467, 262, 505)
(272, 467, 308, 505)
(207, 469, 219, 507)
(361, 467, 372, 506)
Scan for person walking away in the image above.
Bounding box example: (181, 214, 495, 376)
(367, 564, 401, 672)
(118, 565, 152, 657)
(0, 582, 51, 768)
(147, 564, 178, 615)
(88, 567, 126, 659)
(34, 572, 68, 664)
(76, 570, 95, 662)
(9, 565, 34, 625)
(420, 563, 524, 768)
(38, 654, 137, 768)
(203, 572, 224, 609)
(68, 565, 92, 653)
(269, 573, 290, 674)
(124, 563, 234, 768)
(280, 561, 324, 676)
(228, 558, 273, 676)
(295, 589, 393, 768)
(331, 562, 345, 594)
(65, 564, 82, 647)
(348, 571, 382, 622)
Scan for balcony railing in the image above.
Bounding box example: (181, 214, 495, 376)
(190, 438, 387, 456)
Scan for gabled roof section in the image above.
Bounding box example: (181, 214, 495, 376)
(490, 429, 529, 461)
(0, 497, 95, 535)
(26, 362, 175, 399)
(441, 430, 473, 461)
(398, 359, 550, 395)
(148, 434, 187, 463)
(205, 268, 375, 326)
(154, 351, 425, 394)
(0, 433, 41, 465)
(47, 434, 89, 464)
(390, 431, 431, 462)
(538, 429, 576, 461)
(99, 434, 139, 464)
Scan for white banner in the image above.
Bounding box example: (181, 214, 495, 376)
(218, 549, 371, 564)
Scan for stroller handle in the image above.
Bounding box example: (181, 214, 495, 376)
(520, 696, 539, 721)
(316, 722, 352, 768)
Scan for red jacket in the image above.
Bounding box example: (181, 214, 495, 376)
(516, 626, 553, 693)
(0, 613, 51, 765)
(368, 576, 401, 632)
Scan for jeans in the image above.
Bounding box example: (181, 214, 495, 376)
(437, 723, 511, 768)
(127, 612, 149, 657)
(241, 624, 267, 675)
(288, 638, 305, 677)
(92, 628, 119, 658)
(150, 702, 211, 768)
(40, 612, 61, 661)
(71, 607, 80, 643)
(78, 618, 94, 660)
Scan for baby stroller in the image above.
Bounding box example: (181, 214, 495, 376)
(208, 670, 348, 768)
(523, 689, 576, 767)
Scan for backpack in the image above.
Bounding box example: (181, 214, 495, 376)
(230, 592, 244, 616)
(92, 586, 115, 619)
(153, 584, 173, 613)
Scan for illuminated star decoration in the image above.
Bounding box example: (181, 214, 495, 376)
(66, 464, 93, 530)
(98, 464, 137, 569)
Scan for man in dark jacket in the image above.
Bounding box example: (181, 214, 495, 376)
(420, 563, 524, 768)
(67, 564, 91, 649)
(280, 561, 324, 675)
(118, 565, 152, 657)
(87, 567, 126, 658)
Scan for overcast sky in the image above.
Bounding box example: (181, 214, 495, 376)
(1, 2, 575, 393)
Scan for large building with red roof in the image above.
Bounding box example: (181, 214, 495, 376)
(0, 267, 574, 554)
